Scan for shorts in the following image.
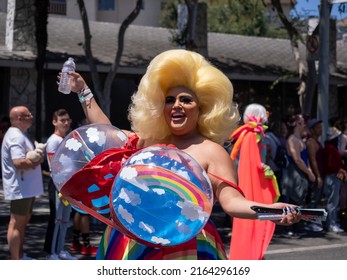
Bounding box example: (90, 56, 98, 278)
(10, 197, 35, 216)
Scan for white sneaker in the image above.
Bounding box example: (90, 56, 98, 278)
(46, 253, 60, 260)
(58, 250, 78, 260)
(328, 225, 344, 233)
(304, 223, 323, 232)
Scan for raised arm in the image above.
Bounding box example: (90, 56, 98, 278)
(68, 72, 111, 125)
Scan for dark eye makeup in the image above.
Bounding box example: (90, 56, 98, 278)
(165, 95, 194, 104)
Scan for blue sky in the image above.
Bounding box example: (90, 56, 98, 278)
(293, 0, 346, 19)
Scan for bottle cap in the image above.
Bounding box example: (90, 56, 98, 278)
(62, 57, 76, 72)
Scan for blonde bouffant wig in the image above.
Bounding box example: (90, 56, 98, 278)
(128, 49, 240, 145)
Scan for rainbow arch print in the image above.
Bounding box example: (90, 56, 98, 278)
(132, 165, 212, 213)
(111, 163, 213, 246)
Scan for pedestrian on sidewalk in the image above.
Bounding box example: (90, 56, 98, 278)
(335, 117, 347, 230)
(0, 116, 10, 176)
(305, 118, 324, 232)
(281, 114, 316, 238)
(1, 106, 44, 260)
(323, 127, 347, 233)
(43, 109, 78, 260)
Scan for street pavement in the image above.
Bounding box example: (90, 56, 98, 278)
(211, 204, 347, 260)
(1, 175, 347, 260)
(0, 175, 105, 260)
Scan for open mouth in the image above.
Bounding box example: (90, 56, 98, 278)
(171, 112, 185, 121)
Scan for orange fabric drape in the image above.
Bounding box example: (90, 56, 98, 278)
(229, 126, 276, 260)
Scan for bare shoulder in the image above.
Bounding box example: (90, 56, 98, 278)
(306, 137, 317, 148)
(288, 134, 303, 150)
(198, 139, 229, 158)
(200, 140, 237, 187)
(188, 139, 232, 170)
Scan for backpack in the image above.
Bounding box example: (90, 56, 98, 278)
(274, 144, 288, 169)
(268, 133, 288, 169)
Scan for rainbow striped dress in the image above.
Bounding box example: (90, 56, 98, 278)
(96, 219, 226, 260)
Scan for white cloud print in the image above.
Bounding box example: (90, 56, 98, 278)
(85, 127, 100, 143)
(129, 151, 154, 164)
(118, 188, 141, 206)
(147, 146, 162, 152)
(151, 188, 165, 195)
(117, 204, 134, 224)
(59, 153, 74, 170)
(175, 221, 192, 235)
(177, 200, 209, 221)
(139, 221, 155, 234)
(96, 131, 106, 146)
(176, 169, 190, 181)
(52, 153, 75, 189)
(151, 236, 171, 245)
(86, 127, 107, 147)
(120, 166, 149, 192)
(120, 166, 138, 179)
(65, 138, 82, 151)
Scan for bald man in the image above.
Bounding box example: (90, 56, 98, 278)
(1, 106, 44, 260)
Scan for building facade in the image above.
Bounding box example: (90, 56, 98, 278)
(0, 0, 346, 141)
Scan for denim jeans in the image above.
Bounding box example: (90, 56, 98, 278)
(324, 174, 341, 227)
(51, 191, 72, 254)
(307, 181, 323, 208)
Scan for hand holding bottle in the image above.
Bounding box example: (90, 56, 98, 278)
(58, 57, 76, 94)
(68, 72, 88, 93)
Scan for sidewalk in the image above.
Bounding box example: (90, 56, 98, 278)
(0, 175, 106, 260)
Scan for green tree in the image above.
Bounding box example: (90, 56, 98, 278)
(160, 0, 180, 29)
(206, 0, 268, 36)
(161, 0, 288, 38)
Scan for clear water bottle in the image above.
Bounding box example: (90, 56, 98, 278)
(58, 57, 76, 94)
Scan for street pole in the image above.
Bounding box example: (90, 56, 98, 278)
(317, 0, 332, 143)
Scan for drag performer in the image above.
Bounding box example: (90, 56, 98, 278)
(63, 49, 300, 260)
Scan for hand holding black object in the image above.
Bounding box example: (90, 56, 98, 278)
(251, 206, 327, 223)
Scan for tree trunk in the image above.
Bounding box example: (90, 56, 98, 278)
(103, 0, 143, 117)
(77, 0, 142, 117)
(34, 0, 49, 140)
(270, 0, 306, 112)
(77, 0, 103, 110)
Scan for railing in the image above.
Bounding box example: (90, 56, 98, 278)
(49, 1, 66, 15)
